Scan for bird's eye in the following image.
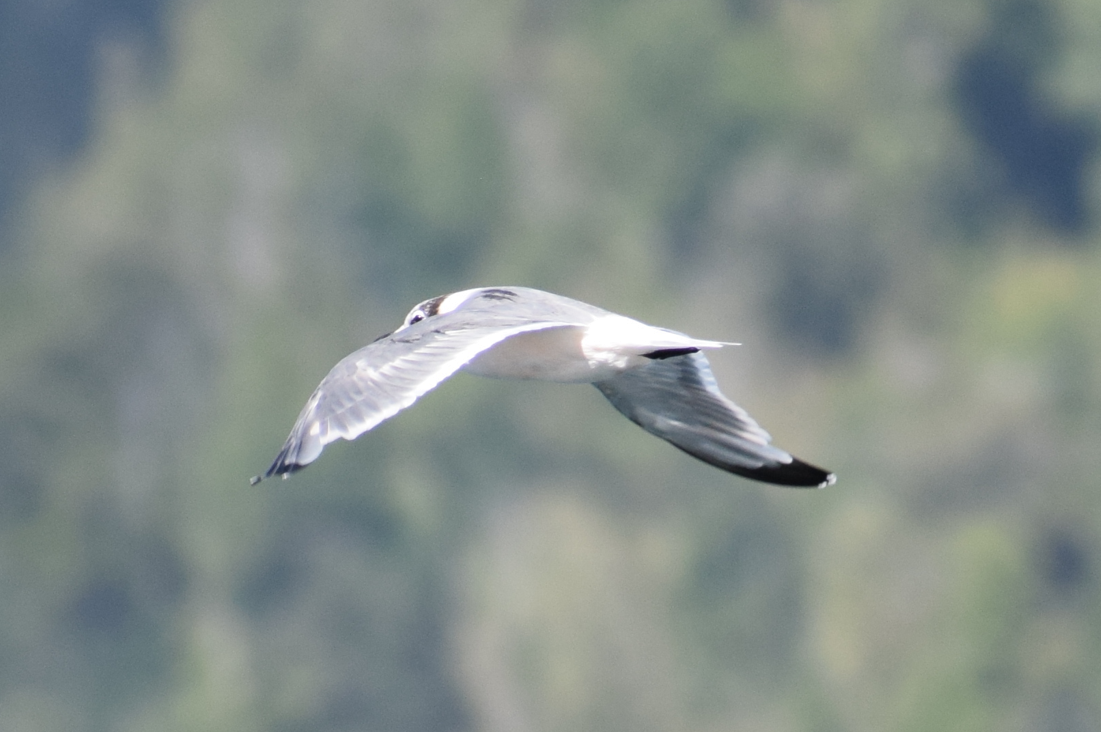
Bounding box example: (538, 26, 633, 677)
(408, 311, 425, 325)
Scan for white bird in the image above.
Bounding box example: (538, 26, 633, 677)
(251, 287, 835, 487)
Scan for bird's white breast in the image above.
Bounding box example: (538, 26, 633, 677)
(461, 313, 712, 383)
(462, 325, 645, 382)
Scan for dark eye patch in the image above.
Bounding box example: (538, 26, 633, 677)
(422, 296, 448, 317)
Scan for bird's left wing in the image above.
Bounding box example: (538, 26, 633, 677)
(253, 319, 569, 483)
(594, 351, 834, 487)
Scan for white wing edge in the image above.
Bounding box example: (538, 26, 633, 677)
(251, 321, 570, 483)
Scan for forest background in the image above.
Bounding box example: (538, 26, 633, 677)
(1, 0, 1100, 730)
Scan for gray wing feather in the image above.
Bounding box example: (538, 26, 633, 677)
(594, 352, 833, 487)
(255, 320, 567, 482)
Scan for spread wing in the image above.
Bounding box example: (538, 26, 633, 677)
(252, 319, 569, 483)
(594, 352, 834, 487)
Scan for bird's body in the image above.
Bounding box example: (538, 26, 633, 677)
(252, 286, 834, 487)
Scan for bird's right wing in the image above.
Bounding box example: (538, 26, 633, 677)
(594, 352, 834, 487)
(253, 320, 570, 482)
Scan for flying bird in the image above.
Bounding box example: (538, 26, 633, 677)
(251, 287, 834, 487)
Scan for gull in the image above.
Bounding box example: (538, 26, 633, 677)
(251, 287, 835, 487)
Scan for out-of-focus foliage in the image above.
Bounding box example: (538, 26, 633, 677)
(0, 0, 171, 238)
(1, 0, 1099, 730)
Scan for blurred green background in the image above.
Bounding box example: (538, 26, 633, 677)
(2, 0, 1100, 729)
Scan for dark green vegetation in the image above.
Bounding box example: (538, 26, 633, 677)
(1, 0, 1099, 730)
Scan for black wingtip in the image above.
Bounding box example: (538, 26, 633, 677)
(643, 347, 700, 360)
(737, 457, 835, 488)
(250, 444, 310, 486)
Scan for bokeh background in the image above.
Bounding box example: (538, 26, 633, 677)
(2, 0, 1100, 729)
